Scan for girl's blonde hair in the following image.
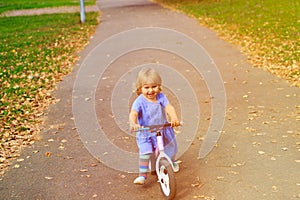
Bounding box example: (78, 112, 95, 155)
(135, 67, 162, 95)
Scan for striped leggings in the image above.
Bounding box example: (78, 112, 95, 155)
(138, 154, 155, 179)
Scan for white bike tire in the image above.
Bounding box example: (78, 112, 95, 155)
(158, 158, 176, 199)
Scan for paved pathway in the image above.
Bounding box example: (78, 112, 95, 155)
(0, 0, 299, 199)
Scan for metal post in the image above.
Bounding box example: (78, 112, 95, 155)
(80, 0, 86, 23)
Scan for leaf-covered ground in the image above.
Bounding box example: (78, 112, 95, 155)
(0, 0, 95, 14)
(154, 0, 300, 87)
(0, 12, 99, 175)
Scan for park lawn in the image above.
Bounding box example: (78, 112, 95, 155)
(0, 11, 99, 174)
(154, 0, 300, 87)
(0, 0, 96, 14)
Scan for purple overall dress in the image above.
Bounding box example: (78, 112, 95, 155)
(131, 93, 178, 160)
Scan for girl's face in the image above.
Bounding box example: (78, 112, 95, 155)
(141, 83, 160, 102)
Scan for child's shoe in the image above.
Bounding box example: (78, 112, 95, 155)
(173, 162, 179, 173)
(133, 176, 146, 185)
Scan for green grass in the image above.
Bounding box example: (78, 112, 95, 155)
(155, 0, 300, 86)
(0, 0, 95, 14)
(0, 4, 99, 167)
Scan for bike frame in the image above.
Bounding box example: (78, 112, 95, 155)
(137, 124, 175, 167)
(136, 123, 178, 199)
(155, 130, 176, 173)
(138, 123, 176, 173)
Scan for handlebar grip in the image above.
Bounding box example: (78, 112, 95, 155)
(163, 123, 172, 127)
(137, 127, 150, 131)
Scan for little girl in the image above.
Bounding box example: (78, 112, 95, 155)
(129, 67, 180, 185)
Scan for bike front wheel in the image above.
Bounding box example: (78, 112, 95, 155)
(157, 158, 176, 199)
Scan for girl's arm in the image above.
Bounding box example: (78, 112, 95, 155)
(165, 104, 180, 127)
(129, 110, 140, 131)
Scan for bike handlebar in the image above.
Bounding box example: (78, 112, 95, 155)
(134, 122, 182, 132)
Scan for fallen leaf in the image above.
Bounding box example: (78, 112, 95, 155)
(120, 174, 126, 178)
(258, 151, 265, 155)
(45, 152, 51, 157)
(58, 146, 65, 150)
(281, 147, 288, 151)
(270, 157, 276, 161)
(191, 177, 203, 188)
(191, 182, 201, 187)
(14, 164, 20, 168)
(237, 162, 245, 166)
(272, 185, 278, 192)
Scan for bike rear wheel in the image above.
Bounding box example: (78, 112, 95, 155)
(157, 158, 176, 199)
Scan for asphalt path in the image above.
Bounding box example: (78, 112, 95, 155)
(0, 0, 299, 199)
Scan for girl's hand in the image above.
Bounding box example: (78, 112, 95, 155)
(130, 123, 141, 131)
(171, 120, 180, 127)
